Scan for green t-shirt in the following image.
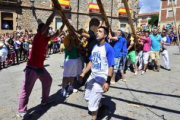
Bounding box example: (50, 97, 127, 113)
(65, 47, 79, 59)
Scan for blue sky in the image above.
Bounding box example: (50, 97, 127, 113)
(139, 0, 160, 13)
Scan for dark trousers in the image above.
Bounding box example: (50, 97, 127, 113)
(19, 49, 23, 60)
(15, 49, 19, 64)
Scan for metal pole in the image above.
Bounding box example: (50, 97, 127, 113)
(170, 0, 180, 54)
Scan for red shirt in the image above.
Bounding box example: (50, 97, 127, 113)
(53, 37, 58, 42)
(27, 31, 49, 68)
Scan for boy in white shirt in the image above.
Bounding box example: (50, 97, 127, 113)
(79, 26, 114, 120)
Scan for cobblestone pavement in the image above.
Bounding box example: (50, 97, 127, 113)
(0, 46, 180, 120)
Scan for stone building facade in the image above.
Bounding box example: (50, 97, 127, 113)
(0, 0, 139, 34)
(159, 0, 180, 31)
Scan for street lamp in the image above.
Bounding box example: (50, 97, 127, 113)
(30, 0, 35, 8)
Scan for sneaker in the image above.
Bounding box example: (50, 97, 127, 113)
(141, 70, 145, 75)
(58, 81, 62, 86)
(61, 89, 66, 97)
(134, 71, 138, 76)
(16, 112, 26, 118)
(110, 81, 116, 85)
(65, 92, 70, 98)
(73, 89, 78, 93)
(127, 67, 130, 71)
(122, 78, 126, 82)
(67, 86, 73, 93)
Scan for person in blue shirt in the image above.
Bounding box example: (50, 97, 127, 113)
(149, 28, 162, 72)
(23, 39, 29, 61)
(109, 29, 127, 83)
(79, 26, 114, 120)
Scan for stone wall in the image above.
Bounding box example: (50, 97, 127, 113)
(17, 8, 52, 33)
(0, 0, 139, 33)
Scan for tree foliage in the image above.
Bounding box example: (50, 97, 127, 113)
(148, 15, 159, 26)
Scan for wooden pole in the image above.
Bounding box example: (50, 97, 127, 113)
(77, 0, 80, 30)
(96, 0, 111, 30)
(123, 0, 137, 43)
(170, 0, 180, 54)
(51, 0, 79, 41)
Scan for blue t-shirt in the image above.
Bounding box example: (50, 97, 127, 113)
(113, 36, 127, 57)
(150, 34, 162, 51)
(166, 36, 171, 44)
(23, 42, 29, 50)
(89, 42, 115, 84)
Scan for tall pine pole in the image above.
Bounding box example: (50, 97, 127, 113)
(170, 0, 180, 54)
(123, 0, 137, 43)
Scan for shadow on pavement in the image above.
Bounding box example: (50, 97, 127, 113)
(173, 53, 180, 55)
(104, 95, 180, 115)
(23, 89, 135, 120)
(110, 86, 180, 98)
(23, 90, 66, 120)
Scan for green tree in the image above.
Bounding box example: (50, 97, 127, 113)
(148, 15, 159, 26)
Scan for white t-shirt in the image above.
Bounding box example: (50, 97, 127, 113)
(89, 42, 114, 84)
(14, 40, 21, 50)
(162, 36, 167, 50)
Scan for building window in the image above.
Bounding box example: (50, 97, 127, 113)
(168, 0, 177, 5)
(120, 23, 126, 31)
(55, 18, 62, 30)
(1, 12, 13, 30)
(167, 9, 174, 18)
(141, 17, 146, 20)
(120, 24, 126, 27)
(89, 0, 97, 3)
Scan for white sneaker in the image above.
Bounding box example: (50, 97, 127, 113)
(66, 92, 70, 98)
(141, 70, 145, 75)
(61, 89, 66, 97)
(73, 89, 78, 93)
(16, 112, 26, 118)
(134, 71, 138, 76)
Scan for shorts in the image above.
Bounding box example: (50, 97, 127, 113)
(143, 51, 150, 64)
(63, 59, 78, 77)
(114, 56, 126, 73)
(84, 77, 104, 111)
(150, 51, 159, 60)
(126, 51, 136, 63)
(48, 43, 53, 48)
(0, 51, 8, 62)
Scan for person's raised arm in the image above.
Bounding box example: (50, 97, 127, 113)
(49, 23, 65, 40)
(136, 35, 146, 40)
(41, 10, 56, 35)
(108, 29, 118, 41)
(75, 31, 90, 39)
